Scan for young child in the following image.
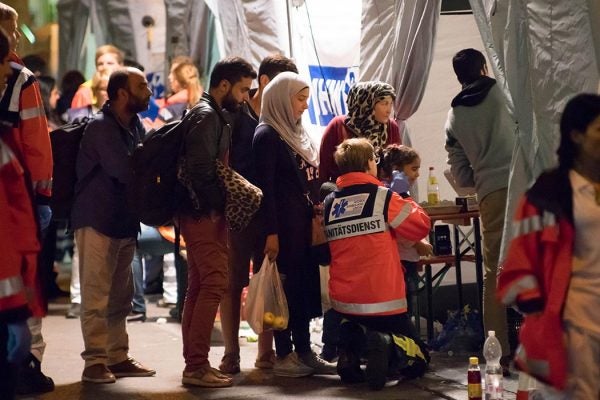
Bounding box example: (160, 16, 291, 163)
(497, 93, 600, 398)
(379, 144, 433, 318)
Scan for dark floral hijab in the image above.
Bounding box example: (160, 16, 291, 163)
(344, 81, 396, 148)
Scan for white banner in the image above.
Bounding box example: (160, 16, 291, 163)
(288, 0, 362, 144)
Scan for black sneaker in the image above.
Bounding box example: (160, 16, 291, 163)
(337, 348, 365, 383)
(319, 344, 338, 363)
(366, 331, 392, 391)
(126, 311, 146, 323)
(16, 353, 55, 394)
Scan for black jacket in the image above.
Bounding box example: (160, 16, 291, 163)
(180, 92, 231, 218)
(71, 103, 144, 238)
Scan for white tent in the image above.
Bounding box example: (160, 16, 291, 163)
(469, 0, 600, 256)
(58, 0, 600, 257)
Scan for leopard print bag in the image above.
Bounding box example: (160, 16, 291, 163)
(215, 159, 263, 232)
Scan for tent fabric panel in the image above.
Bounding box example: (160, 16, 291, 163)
(470, 0, 600, 259)
(360, 0, 441, 140)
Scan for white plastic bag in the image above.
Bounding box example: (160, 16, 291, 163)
(245, 258, 289, 334)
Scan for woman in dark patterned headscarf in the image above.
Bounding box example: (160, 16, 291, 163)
(319, 81, 400, 183)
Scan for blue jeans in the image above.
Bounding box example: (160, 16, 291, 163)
(131, 251, 146, 313)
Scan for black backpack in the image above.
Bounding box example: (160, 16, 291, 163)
(49, 117, 92, 220)
(131, 108, 197, 227)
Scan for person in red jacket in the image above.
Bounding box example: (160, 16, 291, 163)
(498, 93, 600, 398)
(0, 26, 43, 400)
(323, 137, 431, 390)
(0, 3, 54, 395)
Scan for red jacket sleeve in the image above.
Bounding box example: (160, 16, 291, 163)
(386, 192, 430, 242)
(319, 116, 346, 184)
(0, 140, 42, 318)
(497, 196, 545, 313)
(18, 79, 52, 195)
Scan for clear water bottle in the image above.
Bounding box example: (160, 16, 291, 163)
(483, 330, 503, 399)
(427, 167, 440, 205)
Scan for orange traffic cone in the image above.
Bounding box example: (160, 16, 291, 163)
(516, 372, 534, 400)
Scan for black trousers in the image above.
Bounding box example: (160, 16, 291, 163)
(0, 323, 17, 400)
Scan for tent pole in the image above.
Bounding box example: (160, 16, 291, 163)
(286, 0, 293, 58)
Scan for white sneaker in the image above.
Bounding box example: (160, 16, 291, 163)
(273, 352, 314, 377)
(298, 351, 337, 375)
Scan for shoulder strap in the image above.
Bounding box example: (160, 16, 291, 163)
(282, 139, 313, 207)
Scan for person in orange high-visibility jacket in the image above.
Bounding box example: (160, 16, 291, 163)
(0, 132, 44, 400)
(0, 4, 55, 395)
(324, 139, 430, 318)
(498, 94, 600, 397)
(323, 138, 431, 389)
(0, 133, 43, 320)
(2, 52, 52, 199)
(0, 24, 43, 399)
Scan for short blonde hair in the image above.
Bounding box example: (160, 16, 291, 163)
(95, 44, 124, 65)
(0, 3, 17, 22)
(334, 137, 374, 174)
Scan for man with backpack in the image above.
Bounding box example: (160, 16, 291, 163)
(219, 54, 298, 375)
(71, 67, 155, 384)
(177, 57, 256, 388)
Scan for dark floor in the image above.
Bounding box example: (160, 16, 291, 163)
(14, 293, 525, 400)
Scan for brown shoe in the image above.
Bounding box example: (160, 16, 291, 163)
(219, 353, 241, 374)
(182, 367, 233, 388)
(82, 364, 116, 384)
(108, 357, 156, 377)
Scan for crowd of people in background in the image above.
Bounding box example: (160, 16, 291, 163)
(1, 0, 599, 398)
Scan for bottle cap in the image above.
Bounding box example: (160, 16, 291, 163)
(488, 330, 496, 337)
(469, 356, 479, 365)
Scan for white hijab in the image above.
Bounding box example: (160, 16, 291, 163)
(258, 71, 319, 168)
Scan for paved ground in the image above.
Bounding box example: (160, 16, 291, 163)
(17, 295, 521, 400)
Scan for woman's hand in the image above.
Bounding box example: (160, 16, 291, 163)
(264, 234, 279, 261)
(313, 203, 323, 216)
(415, 240, 434, 257)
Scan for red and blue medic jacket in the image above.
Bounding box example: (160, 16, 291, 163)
(324, 172, 430, 316)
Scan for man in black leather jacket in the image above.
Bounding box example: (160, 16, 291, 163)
(178, 57, 256, 388)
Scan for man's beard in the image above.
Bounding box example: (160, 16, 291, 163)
(221, 90, 241, 113)
(127, 93, 149, 114)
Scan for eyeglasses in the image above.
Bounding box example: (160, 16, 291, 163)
(372, 152, 380, 165)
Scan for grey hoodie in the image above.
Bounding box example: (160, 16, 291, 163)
(444, 78, 515, 201)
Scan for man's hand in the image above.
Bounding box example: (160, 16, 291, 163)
(7, 320, 31, 364)
(264, 234, 279, 261)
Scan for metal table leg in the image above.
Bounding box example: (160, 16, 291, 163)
(426, 264, 433, 342)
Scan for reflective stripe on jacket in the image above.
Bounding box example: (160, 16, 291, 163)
(1, 54, 52, 196)
(0, 138, 42, 317)
(324, 172, 430, 316)
(498, 168, 573, 390)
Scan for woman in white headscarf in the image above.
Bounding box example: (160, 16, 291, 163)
(253, 71, 334, 378)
